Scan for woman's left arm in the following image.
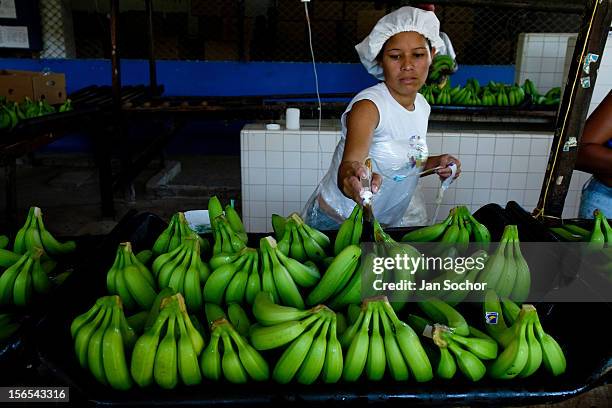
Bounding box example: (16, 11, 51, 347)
(423, 154, 462, 179)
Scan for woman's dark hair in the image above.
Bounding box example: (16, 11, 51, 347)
(375, 35, 432, 61)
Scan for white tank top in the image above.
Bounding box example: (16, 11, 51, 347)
(317, 82, 431, 226)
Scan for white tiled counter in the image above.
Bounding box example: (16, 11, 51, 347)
(240, 120, 591, 233)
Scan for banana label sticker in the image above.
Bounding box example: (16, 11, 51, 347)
(485, 312, 499, 325)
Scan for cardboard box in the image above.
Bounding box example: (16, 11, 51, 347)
(0, 70, 66, 105)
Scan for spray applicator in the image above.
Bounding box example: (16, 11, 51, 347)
(431, 162, 457, 224)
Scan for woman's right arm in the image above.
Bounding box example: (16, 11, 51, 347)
(337, 99, 382, 203)
(576, 91, 612, 178)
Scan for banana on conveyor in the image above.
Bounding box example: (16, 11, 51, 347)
(401, 206, 490, 251)
(70, 295, 135, 390)
(497, 295, 566, 377)
(204, 246, 261, 305)
(372, 219, 423, 307)
(274, 213, 331, 263)
(0, 247, 52, 306)
(473, 225, 530, 302)
(340, 297, 433, 382)
(152, 212, 211, 260)
(249, 293, 340, 384)
(107, 242, 158, 311)
(13, 207, 76, 257)
(130, 293, 204, 388)
(200, 303, 269, 383)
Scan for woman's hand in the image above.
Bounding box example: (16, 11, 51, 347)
(424, 154, 462, 179)
(338, 160, 383, 204)
(437, 154, 461, 179)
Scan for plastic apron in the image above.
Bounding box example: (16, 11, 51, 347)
(302, 133, 429, 228)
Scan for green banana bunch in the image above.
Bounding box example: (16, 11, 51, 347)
(372, 220, 423, 306)
(542, 87, 561, 105)
(58, 99, 73, 113)
(487, 303, 539, 379)
(276, 213, 331, 263)
(500, 297, 566, 376)
(420, 320, 495, 381)
(251, 289, 346, 376)
(0, 104, 17, 130)
(70, 296, 135, 390)
(152, 235, 210, 309)
(204, 247, 261, 305)
(152, 212, 210, 259)
(250, 296, 339, 384)
(401, 206, 491, 252)
(259, 236, 315, 308)
(12, 207, 76, 257)
(107, 242, 158, 311)
(0, 247, 51, 306)
(343, 298, 433, 382)
(201, 312, 269, 383)
(333, 204, 363, 256)
(131, 293, 204, 388)
(588, 209, 611, 250)
(522, 79, 539, 99)
(0, 313, 20, 341)
(212, 214, 247, 256)
(306, 244, 361, 306)
(473, 225, 530, 302)
(427, 55, 455, 84)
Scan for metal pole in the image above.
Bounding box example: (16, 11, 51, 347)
(145, 0, 158, 95)
(110, 0, 121, 118)
(534, 0, 612, 219)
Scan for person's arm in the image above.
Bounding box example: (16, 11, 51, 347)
(576, 91, 612, 177)
(337, 100, 383, 203)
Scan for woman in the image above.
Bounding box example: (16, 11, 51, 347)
(576, 90, 612, 218)
(302, 6, 461, 230)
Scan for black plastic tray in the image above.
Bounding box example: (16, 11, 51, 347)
(0, 232, 104, 363)
(35, 211, 612, 407)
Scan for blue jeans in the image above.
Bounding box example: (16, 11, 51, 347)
(579, 177, 612, 218)
(303, 202, 341, 231)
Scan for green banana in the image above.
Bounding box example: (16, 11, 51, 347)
(228, 326, 269, 381)
(101, 306, 133, 390)
(296, 319, 330, 384)
(342, 306, 372, 382)
(321, 318, 343, 383)
(250, 314, 321, 350)
(446, 337, 486, 381)
(153, 314, 178, 389)
(273, 318, 325, 383)
(227, 302, 251, 337)
(306, 244, 361, 306)
(176, 313, 202, 385)
(334, 205, 358, 255)
(200, 330, 222, 381)
(87, 307, 113, 385)
(252, 292, 311, 326)
(365, 305, 386, 381)
(221, 331, 248, 383)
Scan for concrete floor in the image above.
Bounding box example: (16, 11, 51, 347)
(0, 153, 241, 235)
(0, 153, 610, 406)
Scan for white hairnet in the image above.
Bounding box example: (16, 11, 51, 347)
(355, 6, 444, 80)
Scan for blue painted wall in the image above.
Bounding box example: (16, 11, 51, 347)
(0, 58, 514, 96)
(0, 59, 514, 154)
